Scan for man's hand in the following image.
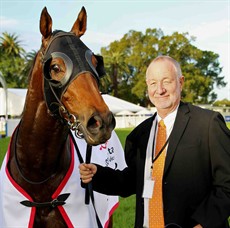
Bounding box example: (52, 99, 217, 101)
(79, 163, 97, 183)
(193, 225, 203, 228)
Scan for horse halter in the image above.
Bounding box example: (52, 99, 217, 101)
(42, 30, 105, 136)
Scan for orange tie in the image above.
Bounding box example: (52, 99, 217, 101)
(149, 120, 166, 228)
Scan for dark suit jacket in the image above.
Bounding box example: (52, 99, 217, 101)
(92, 102, 230, 228)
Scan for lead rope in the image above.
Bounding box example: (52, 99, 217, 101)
(69, 131, 103, 228)
(85, 144, 92, 205)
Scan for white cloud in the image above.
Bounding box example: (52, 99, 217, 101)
(189, 20, 230, 100)
(0, 16, 19, 29)
(189, 19, 228, 41)
(81, 30, 123, 52)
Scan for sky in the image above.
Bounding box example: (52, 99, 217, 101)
(1, 0, 229, 101)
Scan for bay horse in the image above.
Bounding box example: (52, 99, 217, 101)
(1, 6, 115, 227)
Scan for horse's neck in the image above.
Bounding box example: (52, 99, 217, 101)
(13, 52, 69, 176)
(18, 103, 69, 164)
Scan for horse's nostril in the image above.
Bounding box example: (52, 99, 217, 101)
(87, 112, 115, 133)
(111, 114, 116, 129)
(87, 116, 102, 130)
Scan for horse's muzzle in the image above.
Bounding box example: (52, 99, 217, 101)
(81, 111, 116, 145)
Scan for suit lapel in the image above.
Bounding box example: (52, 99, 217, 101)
(139, 113, 157, 161)
(164, 102, 190, 175)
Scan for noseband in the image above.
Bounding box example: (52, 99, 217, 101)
(41, 30, 105, 137)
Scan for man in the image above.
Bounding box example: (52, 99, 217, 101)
(80, 56, 230, 228)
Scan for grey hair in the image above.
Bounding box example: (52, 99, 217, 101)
(150, 55, 182, 78)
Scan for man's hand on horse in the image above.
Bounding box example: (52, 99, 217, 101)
(79, 163, 97, 183)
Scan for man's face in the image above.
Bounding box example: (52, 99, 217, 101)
(146, 60, 184, 116)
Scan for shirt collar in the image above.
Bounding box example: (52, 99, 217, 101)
(156, 105, 179, 129)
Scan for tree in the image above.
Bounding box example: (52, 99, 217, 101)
(0, 32, 28, 88)
(0, 32, 25, 57)
(100, 29, 226, 106)
(101, 40, 130, 97)
(213, 99, 230, 107)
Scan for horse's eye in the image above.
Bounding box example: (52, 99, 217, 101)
(51, 64, 61, 73)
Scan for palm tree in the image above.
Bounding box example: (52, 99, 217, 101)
(0, 32, 25, 57)
(0, 32, 26, 87)
(101, 48, 128, 97)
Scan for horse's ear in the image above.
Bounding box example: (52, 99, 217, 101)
(40, 7, 52, 39)
(70, 6, 87, 37)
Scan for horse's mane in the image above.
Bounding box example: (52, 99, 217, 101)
(19, 51, 40, 117)
(27, 51, 39, 81)
(52, 30, 64, 35)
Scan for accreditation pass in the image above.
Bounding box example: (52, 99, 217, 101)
(142, 179, 155, 198)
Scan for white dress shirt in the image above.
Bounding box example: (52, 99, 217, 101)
(143, 107, 178, 227)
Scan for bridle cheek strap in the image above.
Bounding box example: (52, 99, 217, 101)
(42, 31, 106, 123)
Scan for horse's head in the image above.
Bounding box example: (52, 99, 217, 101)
(39, 7, 115, 145)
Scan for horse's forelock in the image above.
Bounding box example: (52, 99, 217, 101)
(27, 52, 41, 81)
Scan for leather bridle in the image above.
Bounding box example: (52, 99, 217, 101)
(41, 30, 105, 137)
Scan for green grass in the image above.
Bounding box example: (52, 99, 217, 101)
(0, 136, 10, 167)
(115, 127, 133, 148)
(113, 128, 135, 227)
(113, 195, 135, 227)
(227, 122, 230, 129)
